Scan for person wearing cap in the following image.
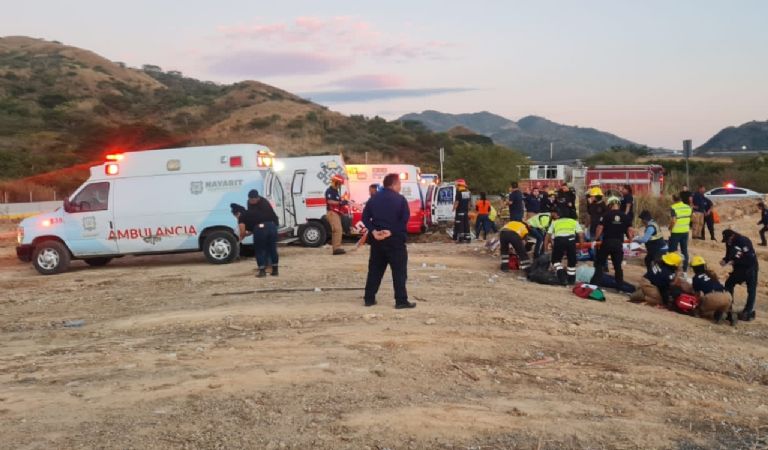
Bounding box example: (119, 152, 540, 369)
(238, 190, 280, 277)
(590, 196, 634, 289)
(544, 207, 585, 285)
(586, 188, 606, 239)
(630, 252, 683, 306)
(556, 183, 577, 219)
(526, 211, 552, 257)
(757, 201, 768, 246)
(499, 220, 531, 272)
(721, 229, 758, 321)
(507, 181, 524, 222)
(633, 210, 668, 271)
(325, 174, 348, 255)
(230, 203, 246, 219)
(668, 193, 693, 272)
(690, 256, 735, 324)
(453, 179, 472, 243)
(362, 173, 415, 309)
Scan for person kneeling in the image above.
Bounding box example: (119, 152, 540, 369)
(499, 220, 531, 272)
(691, 256, 736, 325)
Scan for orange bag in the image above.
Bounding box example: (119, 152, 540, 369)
(712, 210, 720, 224)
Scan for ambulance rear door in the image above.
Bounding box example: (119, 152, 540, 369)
(434, 184, 456, 223)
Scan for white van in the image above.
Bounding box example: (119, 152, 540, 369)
(271, 155, 348, 247)
(16, 144, 279, 275)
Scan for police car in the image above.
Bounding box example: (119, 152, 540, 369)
(17, 144, 278, 275)
(704, 183, 764, 200)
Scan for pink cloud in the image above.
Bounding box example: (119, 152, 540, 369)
(208, 50, 347, 77)
(326, 74, 406, 89)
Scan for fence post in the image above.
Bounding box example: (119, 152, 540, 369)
(29, 191, 33, 203)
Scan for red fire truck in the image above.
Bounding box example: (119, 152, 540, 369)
(585, 165, 664, 196)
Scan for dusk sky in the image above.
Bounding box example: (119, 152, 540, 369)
(3, 0, 767, 149)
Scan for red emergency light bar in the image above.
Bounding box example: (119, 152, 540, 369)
(105, 163, 119, 175)
(106, 154, 124, 161)
(725, 182, 735, 189)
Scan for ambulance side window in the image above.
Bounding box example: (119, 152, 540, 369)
(71, 182, 109, 212)
(272, 178, 285, 225)
(292, 172, 305, 195)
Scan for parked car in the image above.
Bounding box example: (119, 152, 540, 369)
(704, 184, 764, 200)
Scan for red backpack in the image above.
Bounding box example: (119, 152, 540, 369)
(675, 293, 700, 313)
(508, 254, 520, 270)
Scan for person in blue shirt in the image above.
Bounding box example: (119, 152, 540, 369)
(507, 181, 524, 221)
(690, 256, 735, 324)
(757, 201, 768, 246)
(620, 185, 634, 229)
(362, 173, 415, 309)
(630, 252, 682, 306)
(692, 185, 716, 240)
(721, 229, 758, 321)
(633, 210, 668, 271)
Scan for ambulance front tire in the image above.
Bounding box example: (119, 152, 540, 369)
(32, 240, 71, 275)
(299, 222, 327, 247)
(202, 231, 239, 264)
(83, 257, 112, 267)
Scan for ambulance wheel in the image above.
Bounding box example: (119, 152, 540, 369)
(299, 222, 326, 247)
(32, 240, 71, 275)
(202, 231, 239, 264)
(84, 257, 112, 267)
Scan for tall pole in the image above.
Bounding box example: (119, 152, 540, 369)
(550, 142, 554, 161)
(683, 139, 692, 188)
(439, 147, 444, 182)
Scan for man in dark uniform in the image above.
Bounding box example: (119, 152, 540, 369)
(362, 173, 415, 309)
(758, 202, 768, 246)
(590, 196, 634, 289)
(556, 183, 577, 219)
(325, 174, 348, 255)
(721, 229, 759, 321)
(453, 179, 471, 243)
(507, 181, 524, 221)
(238, 190, 280, 277)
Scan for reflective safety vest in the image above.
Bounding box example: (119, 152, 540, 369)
(548, 218, 583, 237)
(502, 220, 528, 238)
(647, 220, 663, 241)
(670, 202, 692, 234)
(527, 213, 552, 230)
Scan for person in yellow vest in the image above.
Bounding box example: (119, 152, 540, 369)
(525, 211, 552, 257)
(668, 193, 692, 271)
(544, 207, 585, 285)
(499, 220, 530, 272)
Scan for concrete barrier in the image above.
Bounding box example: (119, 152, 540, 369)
(0, 201, 63, 220)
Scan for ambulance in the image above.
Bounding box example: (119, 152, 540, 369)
(272, 155, 348, 247)
(16, 144, 279, 275)
(345, 164, 426, 234)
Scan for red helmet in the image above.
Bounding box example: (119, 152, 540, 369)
(331, 174, 345, 184)
(455, 178, 467, 186)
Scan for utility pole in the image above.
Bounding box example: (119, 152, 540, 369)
(683, 139, 692, 187)
(550, 142, 554, 162)
(365, 152, 368, 164)
(439, 147, 444, 182)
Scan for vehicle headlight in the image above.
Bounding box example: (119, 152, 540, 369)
(17, 226, 24, 245)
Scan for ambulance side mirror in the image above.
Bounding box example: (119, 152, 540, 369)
(63, 198, 74, 213)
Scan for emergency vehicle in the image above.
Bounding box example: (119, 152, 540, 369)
(585, 165, 664, 196)
(16, 144, 278, 275)
(345, 164, 426, 234)
(425, 182, 459, 226)
(272, 155, 348, 247)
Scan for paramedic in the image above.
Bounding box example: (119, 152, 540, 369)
(238, 189, 280, 278)
(544, 207, 584, 285)
(630, 253, 682, 306)
(475, 192, 492, 240)
(690, 256, 733, 324)
(590, 196, 634, 288)
(453, 179, 471, 242)
(721, 229, 759, 321)
(362, 173, 415, 309)
(526, 211, 552, 257)
(325, 174, 348, 255)
(499, 220, 531, 272)
(633, 210, 667, 271)
(668, 193, 692, 271)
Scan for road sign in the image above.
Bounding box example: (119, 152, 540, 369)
(683, 140, 692, 158)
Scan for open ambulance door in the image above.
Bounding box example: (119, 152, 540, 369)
(433, 184, 456, 223)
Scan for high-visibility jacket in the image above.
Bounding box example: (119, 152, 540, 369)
(476, 200, 491, 215)
(548, 218, 583, 237)
(502, 221, 528, 238)
(647, 220, 664, 241)
(527, 213, 552, 231)
(670, 201, 692, 234)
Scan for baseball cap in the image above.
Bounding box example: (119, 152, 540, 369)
(248, 189, 260, 199)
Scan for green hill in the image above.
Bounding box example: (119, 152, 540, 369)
(696, 120, 768, 154)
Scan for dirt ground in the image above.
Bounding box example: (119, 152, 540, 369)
(1, 209, 768, 450)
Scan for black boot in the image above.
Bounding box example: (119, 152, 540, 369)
(256, 269, 267, 278)
(556, 269, 567, 286)
(271, 266, 279, 276)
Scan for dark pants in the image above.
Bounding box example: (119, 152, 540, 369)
(510, 209, 524, 222)
(551, 236, 577, 284)
(591, 238, 624, 287)
(644, 239, 666, 272)
(701, 214, 715, 240)
(668, 232, 689, 271)
(725, 264, 758, 314)
(364, 235, 408, 305)
(475, 214, 491, 239)
(760, 225, 768, 245)
(529, 228, 546, 257)
(454, 212, 470, 241)
(253, 222, 278, 269)
(500, 230, 530, 270)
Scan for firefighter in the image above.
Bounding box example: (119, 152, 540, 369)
(633, 210, 668, 271)
(526, 211, 552, 258)
(668, 193, 692, 272)
(325, 174, 348, 255)
(544, 207, 585, 285)
(453, 179, 471, 243)
(630, 252, 683, 307)
(499, 220, 531, 272)
(757, 201, 768, 246)
(690, 256, 735, 324)
(721, 229, 759, 321)
(586, 188, 606, 239)
(590, 196, 634, 289)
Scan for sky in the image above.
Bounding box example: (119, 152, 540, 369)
(2, 0, 767, 149)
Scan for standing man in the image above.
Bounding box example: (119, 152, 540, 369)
(368, 183, 380, 198)
(701, 190, 716, 241)
(453, 179, 471, 243)
(590, 196, 634, 289)
(680, 185, 693, 206)
(238, 189, 280, 277)
(621, 185, 634, 228)
(325, 174, 348, 255)
(586, 192, 606, 239)
(544, 208, 585, 285)
(758, 202, 768, 246)
(721, 229, 759, 321)
(668, 193, 692, 272)
(507, 181, 524, 222)
(691, 185, 706, 240)
(633, 210, 668, 271)
(527, 187, 541, 219)
(499, 220, 531, 272)
(556, 183, 577, 219)
(362, 173, 415, 309)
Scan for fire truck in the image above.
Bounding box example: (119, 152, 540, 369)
(518, 164, 664, 196)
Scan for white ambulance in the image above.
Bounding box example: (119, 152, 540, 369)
(272, 155, 348, 247)
(16, 144, 280, 275)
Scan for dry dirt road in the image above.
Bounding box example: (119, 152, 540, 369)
(1, 223, 767, 449)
